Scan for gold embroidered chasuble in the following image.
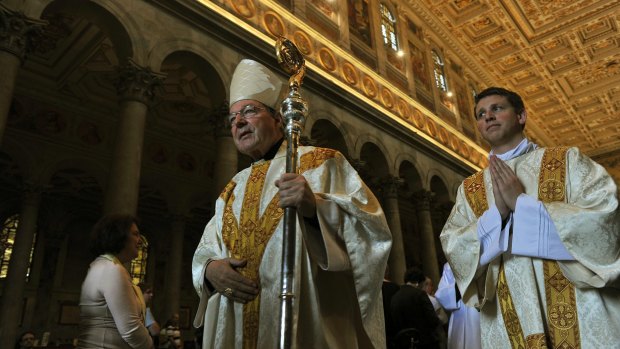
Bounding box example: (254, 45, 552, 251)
(441, 146, 620, 349)
(192, 145, 392, 349)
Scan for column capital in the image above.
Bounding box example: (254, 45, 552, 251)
(0, 6, 46, 62)
(116, 59, 166, 105)
(380, 176, 404, 199)
(414, 189, 435, 210)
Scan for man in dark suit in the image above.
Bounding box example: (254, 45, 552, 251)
(382, 267, 400, 348)
(390, 267, 440, 349)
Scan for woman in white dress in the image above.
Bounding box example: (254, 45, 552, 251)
(78, 215, 153, 349)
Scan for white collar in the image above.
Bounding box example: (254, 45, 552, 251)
(490, 138, 538, 161)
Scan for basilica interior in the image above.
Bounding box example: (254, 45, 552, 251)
(0, 0, 618, 347)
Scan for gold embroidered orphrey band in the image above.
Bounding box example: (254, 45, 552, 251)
(462, 147, 580, 349)
(538, 147, 581, 349)
(220, 148, 337, 349)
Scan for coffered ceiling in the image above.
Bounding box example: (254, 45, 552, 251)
(408, 0, 620, 160)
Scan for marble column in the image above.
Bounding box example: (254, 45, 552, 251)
(163, 214, 186, 323)
(103, 59, 165, 215)
(381, 176, 406, 284)
(0, 6, 45, 145)
(0, 184, 42, 349)
(414, 190, 440, 283)
(212, 101, 237, 199)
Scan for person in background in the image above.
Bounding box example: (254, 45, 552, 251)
(435, 263, 480, 349)
(440, 87, 620, 348)
(382, 266, 400, 349)
(159, 315, 182, 349)
(422, 275, 448, 349)
(14, 331, 35, 349)
(390, 267, 441, 349)
(78, 214, 153, 349)
(139, 283, 161, 346)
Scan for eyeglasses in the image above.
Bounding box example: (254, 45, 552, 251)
(228, 104, 268, 127)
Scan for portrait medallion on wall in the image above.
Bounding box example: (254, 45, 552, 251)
(293, 31, 313, 56)
(478, 155, 488, 168)
(230, 0, 256, 18)
(449, 134, 460, 152)
(397, 98, 410, 120)
(263, 11, 285, 37)
(458, 140, 470, 159)
(426, 119, 437, 137)
(468, 147, 479, 165)
(318, 47, 337, 72)
(412, 109, 425, 129)
(438, 126, 449, 144)
(362, 76, 377, 98)
(380, 88, 394, 108)
(342, 61, 358, 85)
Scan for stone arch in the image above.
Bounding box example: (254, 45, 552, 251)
(158, 50, 227, 110)
(46, 167, 105, 210)
(360, 142, 390, 175)
(430, 174, 450, 203)
(353, 134, 393, 169)
(42, 0, 134, 62)
(147, 38, 232, 97)
(426, 169, 450, 196)
(39, 157, 108, 191)
(309, 118, 351, 158)
(450, 181, 461, 201)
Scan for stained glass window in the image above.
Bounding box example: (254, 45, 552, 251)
(380, 3, 398, 51)
(129, 235, 148, 285)
(432, 50, 448, 92)
(1, 214, 36, 280)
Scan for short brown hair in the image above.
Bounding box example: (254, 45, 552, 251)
(90, 214, 139, 256)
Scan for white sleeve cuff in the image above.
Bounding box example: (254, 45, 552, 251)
(477, 205, 511, 266)
(512, 194, 575, 260)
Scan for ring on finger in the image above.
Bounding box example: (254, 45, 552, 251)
(224, 287, 233, 298)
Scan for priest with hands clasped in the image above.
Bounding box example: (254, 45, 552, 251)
(440, 87, 620, 349)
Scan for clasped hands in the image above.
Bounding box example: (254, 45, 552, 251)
(205, 173, 316, 303)
(489, 155, 524, 221)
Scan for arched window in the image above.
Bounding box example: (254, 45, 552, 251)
(129, 235, 148, 285)
(432, 50, 448, 92)
(1, 214, 36, 280)
(380, 3, 398, 51)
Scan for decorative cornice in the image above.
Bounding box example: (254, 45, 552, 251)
(195, 0, 488, 171)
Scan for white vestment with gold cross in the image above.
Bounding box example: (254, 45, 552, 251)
(192, 143, 392, 349)
(441, 146, 620, 349)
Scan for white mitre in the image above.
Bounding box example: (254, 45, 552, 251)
(229, 59, 283, 109)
